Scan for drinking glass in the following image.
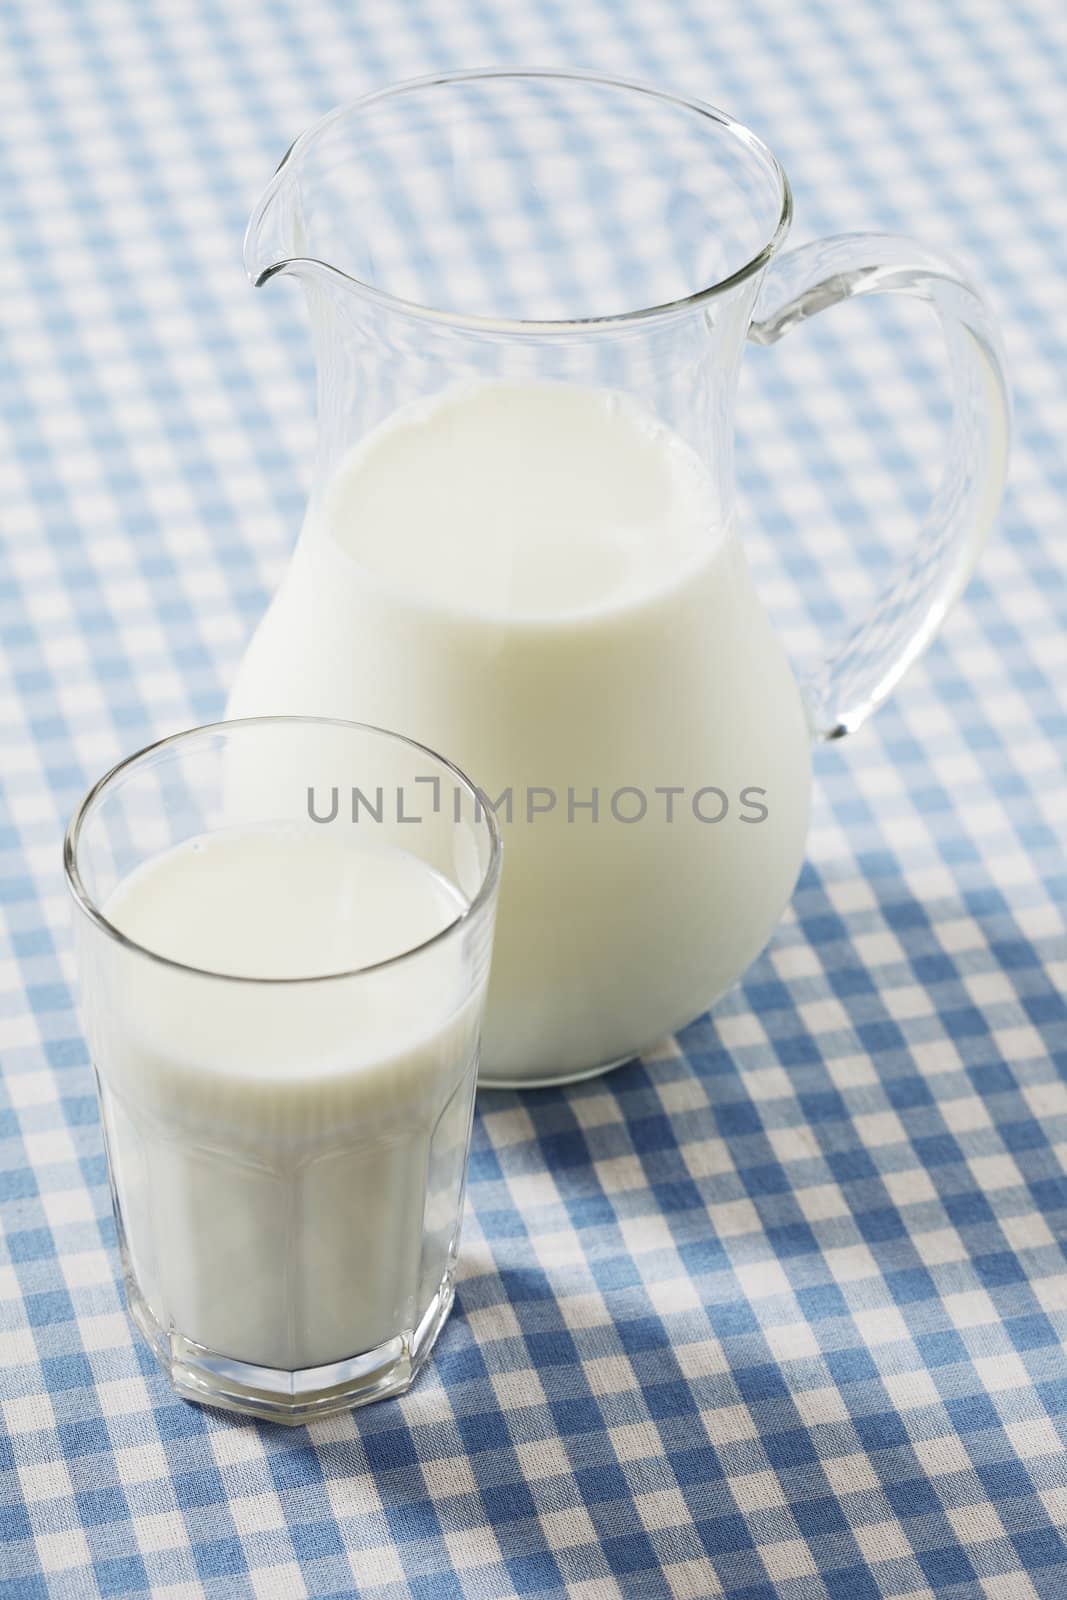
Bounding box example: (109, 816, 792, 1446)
(64, 717, 501, 1422)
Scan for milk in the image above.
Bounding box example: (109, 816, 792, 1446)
(108, 824, 464, 978)
(228, 381, 812, 1082)
(94, 825, 480, 1373)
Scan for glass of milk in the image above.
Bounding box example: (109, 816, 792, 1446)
(64, 717, 501, 1423)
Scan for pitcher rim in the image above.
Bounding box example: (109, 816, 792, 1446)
(247, 67, 794, 333)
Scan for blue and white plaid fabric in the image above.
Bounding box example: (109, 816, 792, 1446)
(2, 0, 1066, 1595)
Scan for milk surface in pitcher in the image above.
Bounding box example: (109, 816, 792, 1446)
(228, 381, 812, 1082)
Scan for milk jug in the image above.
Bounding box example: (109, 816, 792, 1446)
(229, 70, 1009, 1085)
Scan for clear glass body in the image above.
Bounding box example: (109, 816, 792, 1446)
(64, 718, 500, 1422)
(229, 70, 1009, 1087)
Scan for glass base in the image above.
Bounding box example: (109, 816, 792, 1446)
(125, 1270, 456, 1424)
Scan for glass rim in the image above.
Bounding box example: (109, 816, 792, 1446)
(63, 715, 503, 987)
(247, 66, 794, 333)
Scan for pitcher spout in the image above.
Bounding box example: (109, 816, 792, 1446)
(244, 153, 363, 300)
(243, 146, 302, 286)
(245, 145, 344, 290)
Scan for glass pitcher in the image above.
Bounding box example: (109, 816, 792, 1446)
(229, 69, 1009, 1088)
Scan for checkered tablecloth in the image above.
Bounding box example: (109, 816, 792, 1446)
(2, 0, 1066, 1596)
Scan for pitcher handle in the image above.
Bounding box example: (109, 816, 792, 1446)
(748, 233, 1010, 741)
